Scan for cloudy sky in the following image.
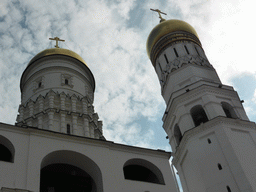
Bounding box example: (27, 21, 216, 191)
(0, 0, 256, 154)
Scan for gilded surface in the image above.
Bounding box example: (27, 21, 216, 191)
(146, 19, 199, 57)
(27, 48, 88, 67)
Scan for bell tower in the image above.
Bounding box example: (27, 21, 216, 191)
(147, 16, 256, 192)
(16, 38, 104, 140)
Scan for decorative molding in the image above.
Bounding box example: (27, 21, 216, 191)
(150, 31, 202, 65)
(159, 56, 213, 87)
(16, 90, 103, 139)
(165, 84, 239, 119)
(33, 76, 45, 92)
(61, 73, 74, 88)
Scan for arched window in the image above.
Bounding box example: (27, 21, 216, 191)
(174, 124, 182, 146)
(40, 150, 103, 192)
(221, 102, 238, 119)
(190, 105, 209, 127)
(67, 124, 71, 134)
(65, 79, 69, 85)
(0, 135, 15, 163)
(123, 159, 165, 185)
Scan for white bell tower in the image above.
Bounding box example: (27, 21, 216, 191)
(16, 38, 104, 139)
(147, 17, 256, 192)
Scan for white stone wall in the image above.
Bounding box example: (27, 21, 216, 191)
(172, 118, 256, 192)
(0, 123, 179, 192)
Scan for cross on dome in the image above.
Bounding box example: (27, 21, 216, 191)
(49, 37, 65, 48)
(150, 8, 167, 22)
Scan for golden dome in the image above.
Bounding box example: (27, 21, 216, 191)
(28, 48, 87, 67)
(146, 19, 199, 58)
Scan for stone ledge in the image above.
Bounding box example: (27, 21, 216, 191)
(1, 187, 33, 192)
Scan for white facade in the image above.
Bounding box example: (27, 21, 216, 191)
(0, 122, 178, 192)
(148, 19, 256, 192)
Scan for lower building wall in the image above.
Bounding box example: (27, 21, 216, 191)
(0, 124, 178, 192)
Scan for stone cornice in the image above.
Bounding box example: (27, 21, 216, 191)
(0, 122, 172, 159)
(163, 83, 239, 124)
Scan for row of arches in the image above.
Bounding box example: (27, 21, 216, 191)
(40, 151, 165, 192)
(173, 102, 238, 146)
(0, 136, 165, 191)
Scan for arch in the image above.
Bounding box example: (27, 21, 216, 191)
(221, 102, 238, 119)
(123, 158, 165, 185)
(190, 105, 209, 127)
(40, 150, 103, 192)
(174, 124, 182, 146)
(0, 135, 15, 163)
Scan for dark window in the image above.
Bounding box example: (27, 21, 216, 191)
(65, 79, 69, 85)
(190, 105, 209, 127)
(174, 124, 182, 146)
(184, 45, 189, 54)
(218, 163, 222, 170)
(123, 165, 160, 184)
(0, 144, 12, 162)
(207, 138, 211, 144)
(227, 186, 231, 192)
(173, 48, 179, 57)
(67, 124, 71, 134)
(38, 82, 42, 88)
(195, 46, 200, 56)
(164, 54, 169, 64)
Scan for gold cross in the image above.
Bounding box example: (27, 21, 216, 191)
(150, 8, 167, 21)
(49, 37, 65, 48)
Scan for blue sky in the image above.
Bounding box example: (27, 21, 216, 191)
(0, 0, 256, 154)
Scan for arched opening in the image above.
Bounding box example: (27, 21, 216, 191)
(174, 124, 182, 146)
(40, 150, 103, 192)
(0, 135, 15, 163)
(190, 105, 209, 127)
(123, 158, 165, 185)
(40, 164, 94, 192)
(65, 79, 69, 85)
(221, 102, 238, 119)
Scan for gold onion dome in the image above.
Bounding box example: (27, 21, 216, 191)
(146, 19, 200, 58)
(27, 48, 88, 67)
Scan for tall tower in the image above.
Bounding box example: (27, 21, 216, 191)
(147, 18, 256, 191)
(16, 44, 104, 139)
